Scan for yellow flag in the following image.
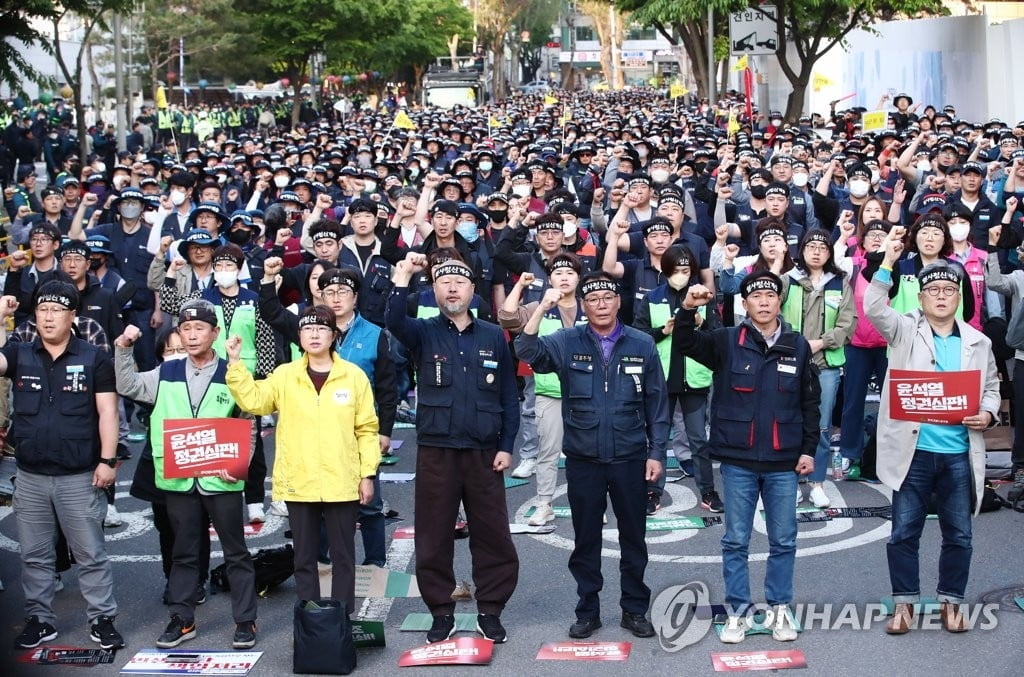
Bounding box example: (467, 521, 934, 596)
(727, 109, 740, 135)
(544, 94, 558, 106)
(861, 110, 888, 133)
(732, 55, 749, 72)
(393, 110, 416, 130)
(155, 85, 168, 110)
(812, 73, 834, 92)
(669, 83, 689, 99)
(488, 116, 501, 128)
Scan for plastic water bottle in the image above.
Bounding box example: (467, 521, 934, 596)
(831, 450, 844, 481)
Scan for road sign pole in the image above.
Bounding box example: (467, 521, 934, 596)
(707, 7, 715, 104)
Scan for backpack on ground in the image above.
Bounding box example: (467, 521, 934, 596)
(210, 543, 294, 596)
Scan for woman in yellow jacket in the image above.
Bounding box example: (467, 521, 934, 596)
(225, 305, 380, 613)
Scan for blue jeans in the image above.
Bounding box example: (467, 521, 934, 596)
(839, 345, 888, 461)
(810, 367, 842, 483)
(887, 449, 973, 604)
(720, 463, 798, 611)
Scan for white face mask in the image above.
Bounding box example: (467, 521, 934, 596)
(512, 184, 531, 198)
(94, 162, 106, 173)
(112, 175, 128, 189)
(170, 189, 187, 206)
(770, 119, 782, 127)
(419, 159, 430, 169)
(870, 169, 880, 184)
(916, 160, 931, 173)
(214, 270, 239, 288)
(142, 210, 157, 225)
(792, 172, 808, 188)
(363, 181, 377, 193)
(119, 203, 142, 220)
(668, 272, 690, 290)
(562, 221, 577, 237)
(848, 179, 870, 198)
(651, 168, 671, 184)
(949, 222, 970, 242)
(217, 174, 228, 185)
(478, 161, 493, 173)
(637, 147, 649, 159)
(273, 175, 290, 188)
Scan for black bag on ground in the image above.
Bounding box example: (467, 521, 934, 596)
(210, 543, 294, 595)
(293, 599, 355, 675)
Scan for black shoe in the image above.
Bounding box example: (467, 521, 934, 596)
(156, 615, 196, 648)
(701, 490, 725, 513)
(678, 459, 695, 477)
(568, 617, 602, 639)
(115, 443, 132, 460)
(646, 491, 661, 516)
(426, 614, 456, 643)
(89, 615, 125, 650)
(476, 614, 507, 643)
(195, 584, 207, 605)
(621, 612, 655, 638)
(232, 621, 256, 649)
(14, 616, 58, 649)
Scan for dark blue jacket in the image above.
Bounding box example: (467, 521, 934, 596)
(672, 309, 820, 471)
(386, 285, 519, 452)
(515, 323, 669, 464)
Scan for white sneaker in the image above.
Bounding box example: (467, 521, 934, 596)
(841, 457, 851, 472)
(528, 503, 555, 526)
(719, 615, 749, 643)
(809, 485, 831, 508)
(269, 501, 289, 517)
(103, 505, 123, 528)
(771, 605, 798, 641)
(511, 458, 537, 478)
(247, 503, 266, 524)
(795, 489, 803, 507)
(261, 415, 276, 427)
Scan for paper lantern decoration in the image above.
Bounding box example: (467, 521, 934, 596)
(166, 71, 177, 83)
(38, 91, 53, 104)
(279, 78, 290, 88)
(358, 73, 368, 81)
(59, 85, 73, 99)
(198, 78, 209, 89)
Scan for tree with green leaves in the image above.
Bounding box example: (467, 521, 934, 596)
(513, 0, 561, 84)
(0, 0, 61, 98)
(337, 0, 473, 104)
(475, 0, 534, 100)
(49, 0, 135, 160)
(619, 0, 947, 120)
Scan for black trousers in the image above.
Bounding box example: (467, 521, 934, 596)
(414, 446, 519, 616)
(565, 457, 650, 620)
(165, 491, 256, 623)
(152, 502, 210, 582)
(288, 501, 359, 611)
(245, 419, 267, 505)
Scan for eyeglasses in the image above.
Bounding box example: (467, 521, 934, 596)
(30, 236, 55, 245)
(923, 285, 959, 297)
(584, 294, 618, 306)
(35, 306, 71, 316)
(321, 287, 354, 299)
(864, 231, 887, 240)
(803, 243, 830, 253)
(163, 347, 188, 355)
(299, 325, 332, 334)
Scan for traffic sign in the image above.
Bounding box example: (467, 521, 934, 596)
(729, 5, 779, 55)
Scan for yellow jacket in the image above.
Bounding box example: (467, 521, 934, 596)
(226, 355, 380, 502)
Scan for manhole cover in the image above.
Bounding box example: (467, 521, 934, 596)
(979, 585, 1024, 612)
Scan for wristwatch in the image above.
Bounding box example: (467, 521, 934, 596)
(98, 457, 117, 468)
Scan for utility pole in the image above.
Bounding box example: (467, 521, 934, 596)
(706, 7, 715, 104)
(113, 13, 126, 151)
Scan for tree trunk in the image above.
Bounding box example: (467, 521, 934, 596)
(412, 64, 424, 106)
(289, 66, 302, 131)
(671, 21, 708, 102)
(489, 39, 505, 101)
(718, 59, 728, 97)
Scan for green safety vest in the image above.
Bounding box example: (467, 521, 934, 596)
(534, 310, 588, 398)
(151, 359, 243, 493)
(227, 110, 242, 127)
(157, 109, 172, 130)
(780, 282, 846, 368)
(211, 303, 257, 374)
(417, 305, 441, 319)
(649, 301, 713, 388)
(179, 114, 193, 134)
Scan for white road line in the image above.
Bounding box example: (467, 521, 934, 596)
(356, 534, 415, 621)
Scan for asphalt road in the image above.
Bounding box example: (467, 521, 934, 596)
(1, 423, 1022, 676)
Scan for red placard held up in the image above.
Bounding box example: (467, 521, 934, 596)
(888, 370, 980, 425)
(163, 418, 251, 479)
